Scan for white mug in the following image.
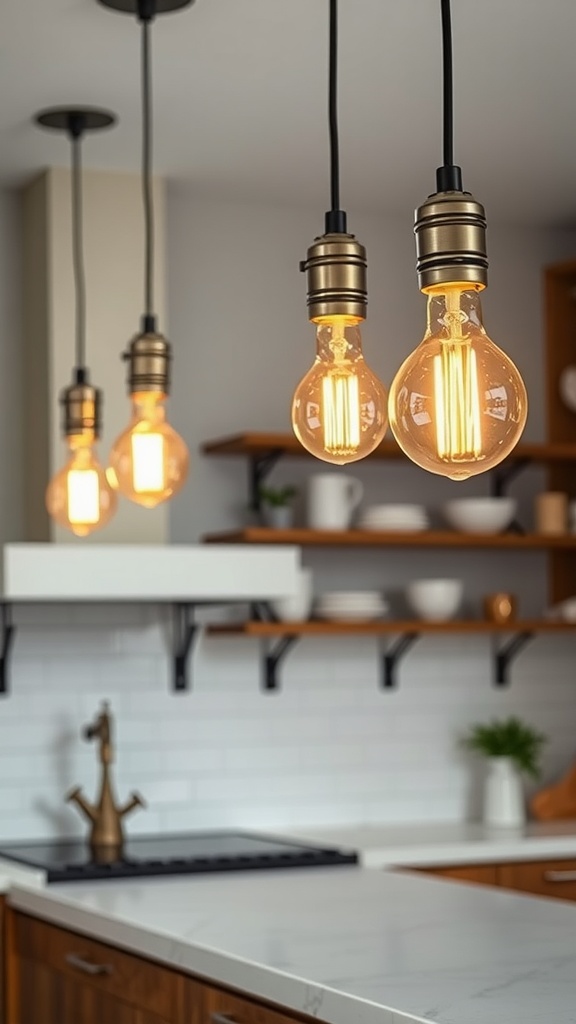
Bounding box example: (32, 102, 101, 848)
(307, 474, 364, 530)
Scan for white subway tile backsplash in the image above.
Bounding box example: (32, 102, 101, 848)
(0, 613, 573, 842)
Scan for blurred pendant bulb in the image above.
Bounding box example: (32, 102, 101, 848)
(291, 0, 388, 464)
(34, 105, 118, 536)
(109, 330, 189, 508)
(102, 0, 191, 506)
(46, 378, 117, 537)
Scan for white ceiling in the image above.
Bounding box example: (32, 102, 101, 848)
(2, 0, 576, 225)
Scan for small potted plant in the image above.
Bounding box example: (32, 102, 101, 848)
(258, 485, 298, 529)
(462, 717, 547, 828)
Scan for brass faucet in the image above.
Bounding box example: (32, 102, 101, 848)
(67, 702, 145, 857)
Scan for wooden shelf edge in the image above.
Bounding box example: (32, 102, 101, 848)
(201, 431, 576, 464)
(207, 620, 576, 637)
(203, 528, 576, 550)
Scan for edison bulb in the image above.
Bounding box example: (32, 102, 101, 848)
(291, 317, 388, 464)
(388, 285, 527, 480)
(109, 392, 189, 508)
(46, 435, 117, 537)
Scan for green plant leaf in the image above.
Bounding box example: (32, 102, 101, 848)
(258, 485, 298, 507)
(461, 716, 547, 778)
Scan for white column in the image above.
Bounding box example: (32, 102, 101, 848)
(21, 167, 170, 543)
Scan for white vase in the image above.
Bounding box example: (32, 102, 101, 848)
(484, 756, 525, 828)
(261, 505, 294, 529)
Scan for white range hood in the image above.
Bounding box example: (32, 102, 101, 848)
(0, 544, 300, 602)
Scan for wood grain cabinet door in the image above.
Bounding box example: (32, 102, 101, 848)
(7, 912, 185, 1024)
(409, 864, 499, 886)
(197, 982, 327, 1024)
(17, 957, 136, 1024)
(499, 859, 576, 901)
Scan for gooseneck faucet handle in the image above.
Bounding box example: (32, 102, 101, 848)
(66, 701, 145, 851)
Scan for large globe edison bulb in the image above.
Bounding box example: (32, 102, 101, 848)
(388, 286, 527, 480)
(46, 435, 117, 537)
(109, 393, 189, 509)
(291, 317, 388, 465)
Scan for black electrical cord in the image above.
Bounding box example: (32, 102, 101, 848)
(437, 0, 462, 193)
(141, 17, 156, 331)
(70, 128, 87, 379)
(325, 0, 347, 234)
(441, 0, 453, 168)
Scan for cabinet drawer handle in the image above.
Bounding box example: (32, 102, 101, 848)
(211, 1014, 237, 1024)
(543, 870, 576, 883)
(65, 952, 113, 976)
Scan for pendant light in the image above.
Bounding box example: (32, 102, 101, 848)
(388, 0, 527, 480)
(101, 0, 191, 508)
(36, 108, 118, 537)
(291, 0, 388, 465)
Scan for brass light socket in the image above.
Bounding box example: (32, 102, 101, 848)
(414, 191, 488, 292)
(123, 330, 171, 395)
(61, 381, 102, 438)
(300, 232, 367, 322)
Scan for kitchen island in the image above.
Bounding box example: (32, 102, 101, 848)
(8, 863, 576, 1024)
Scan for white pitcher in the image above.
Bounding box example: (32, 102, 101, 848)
(484, 756, 525, 828)
(307, 474, 364, 530)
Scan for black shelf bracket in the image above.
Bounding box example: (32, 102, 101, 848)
(263, 635, 299, 691)
(0, 604, 14, 696)
(492, 458, 530, 497)
(381, 632, 420, 689)
(173, 603, 201, 692)
(249, 449, 284, 510)
(493, 631, 534, 687)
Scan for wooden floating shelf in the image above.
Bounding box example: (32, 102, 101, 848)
(208, 619, 576, 637)
(207, 617, 576, 689)
(203, 528, 576, 550)
(202, 431, 576, 465)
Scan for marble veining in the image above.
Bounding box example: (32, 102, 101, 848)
(9, 865, 576, 1024)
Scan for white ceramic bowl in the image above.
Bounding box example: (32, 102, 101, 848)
(406, 579, 463, 622)
(442, 497, 517, 534)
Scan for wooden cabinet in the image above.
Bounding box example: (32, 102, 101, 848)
(201, 979, 313, 1024)
(499, 858, 576, 901)
(6, 911, 326, 1024)
(7, 912, 184, 1024)
(413, 858, 576, 902)
(412, 863, 499, 887)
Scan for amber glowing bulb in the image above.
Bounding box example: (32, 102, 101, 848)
(388, 284, 527, 480)
(109, 391, 189, 509)
(292, 316, 388, 465)
(46, 434, 117, 537)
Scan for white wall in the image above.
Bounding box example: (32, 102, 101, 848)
(0, 185, 574, 841)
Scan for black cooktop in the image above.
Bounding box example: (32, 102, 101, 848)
(0, 831, 358, 883)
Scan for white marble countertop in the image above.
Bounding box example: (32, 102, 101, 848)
(284, 820, 576, 868)
(10, 865, 576, 1024)
(0, 856, 45, 893)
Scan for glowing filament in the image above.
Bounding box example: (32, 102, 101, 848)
(67, 469, 100, 525)
(131, 434, 165, 493)
(322, 371, 361, 455)
(433, 344, 482, 460)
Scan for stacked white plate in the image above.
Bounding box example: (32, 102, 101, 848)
(316, 590, 389, 622)
(358, 503, 429, 532)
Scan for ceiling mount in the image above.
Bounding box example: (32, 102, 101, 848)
(35, 107, 116, 134)
(97, 0, 194, 14)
